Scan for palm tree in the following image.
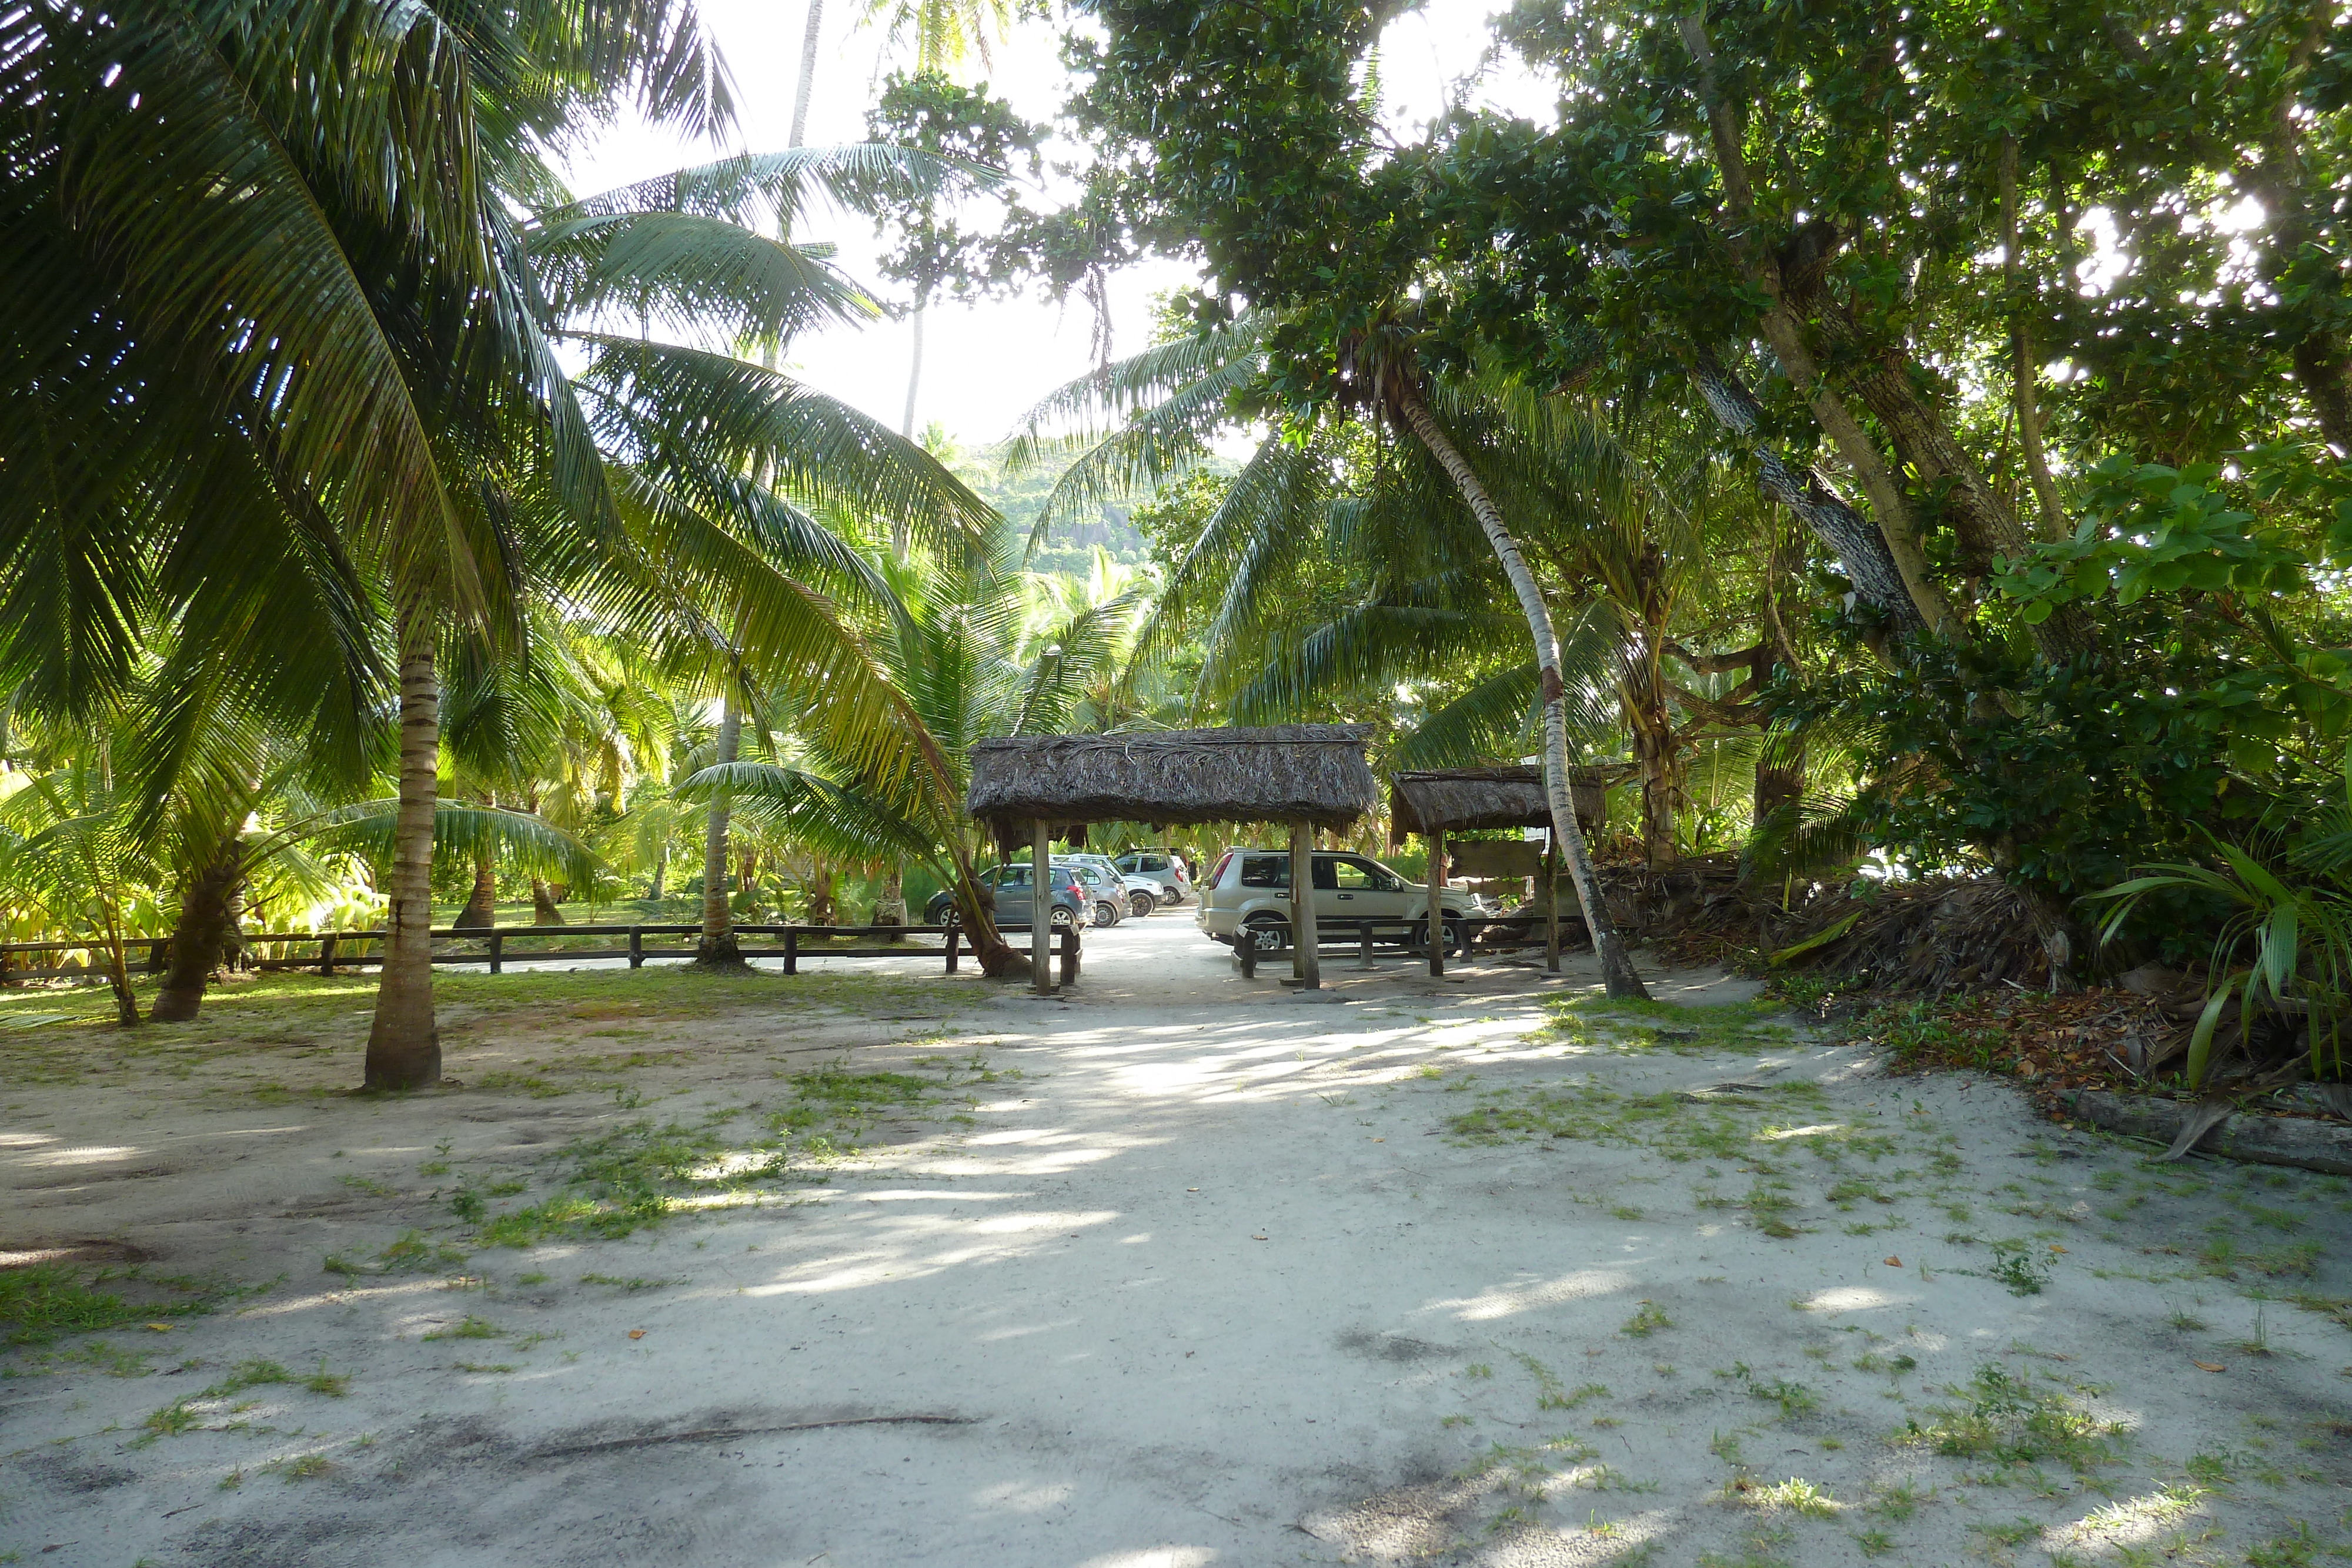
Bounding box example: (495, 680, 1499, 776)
(1008, 322, 1651, 997)
(6, 0, 734, 1086)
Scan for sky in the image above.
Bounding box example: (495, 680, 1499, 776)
(560, 0, 1555, 450)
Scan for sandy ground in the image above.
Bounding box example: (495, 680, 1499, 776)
(4, 919, 2350, 1567)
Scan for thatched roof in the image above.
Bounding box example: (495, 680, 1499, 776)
(967, 726, 1378, 834)
(1388, 765, 1615, 847)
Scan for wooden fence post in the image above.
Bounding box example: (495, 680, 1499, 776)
(628, 927, 644, 969)
(1358, 920, 1375, 970)
(783, 926, 799, 976)
(1058, 923, 1081, 988)
(944, 922, 959, 974)
(319, 935, 338, 977)
(1239, 930, 1257, 979)
(487, 931, 503, 975)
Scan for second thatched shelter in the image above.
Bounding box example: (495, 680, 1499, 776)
(1387, 765, 1612, 848)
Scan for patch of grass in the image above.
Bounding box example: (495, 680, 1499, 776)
(1902, 1362, 2125, 1476)
(1538, 995, 1798, 1054)
(1735, 1477, 1841, 1517)
(1863, 1479, 1923, 1521)
(1746, 1376, 1820, 1419)
(578, 1274, 681, 1292)
(420, 1315, 500, 1342)
(1854, 1527, 1896, 1557)
(1854, 997, 2012, 1074)
(1621, 1300, 1673, 1338)
(263, 1453, 332, 1482)
(1987, 1240, 2053, 1297)
(0, 1262, 238, 1349)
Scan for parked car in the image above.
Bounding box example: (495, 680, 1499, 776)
(1112, 849, 1193, 909)
(1064, 852, 1163, 918)
(1055, 858, 1129, 927)
(923, 864, 1084, 930)
(1192, 847, 1488, 956)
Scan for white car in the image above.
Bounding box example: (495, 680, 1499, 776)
(1192, 847, 1486, 956)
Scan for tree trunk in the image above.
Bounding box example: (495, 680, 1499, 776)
(530, 878, 565, 925)
(788, 0, 825, 151)
(365, 616, 443, 1090)
(647, 847, 666, 902)
(152, 840, 243, 1022)
(804, 862, 835, 926)
(2000, 137, 2067, 539)
(1393, 383, 1648, 999)
(2247, 1, 2352, 456)
(1677, 16, 1956, 640)
(454, 803, 497, 931)
(875, 862, 907, 927)
(893, 306, 926, 557)
(694, 684, 744, 968)
(1692, 356, 1921, 639)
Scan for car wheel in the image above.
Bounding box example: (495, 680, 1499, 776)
(1050, 906, 1076, 930)
(1091, 900, 1118, 928)
(1407, 919, 1466, 959)
(1242, 914, 1289, 954)
(1128, 891, 1154, 919)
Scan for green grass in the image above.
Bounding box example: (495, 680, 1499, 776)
(1536, 995, 1800, 1054)
(1902, 1362, 2126, 1476)
(0, 1263, 240, 1350)
(468, 1060, 987, 1248)
(0, 964, 943, 1086)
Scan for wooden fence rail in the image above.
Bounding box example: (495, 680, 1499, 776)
(0, 922, 1079, 987)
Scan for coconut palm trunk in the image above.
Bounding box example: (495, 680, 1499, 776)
(365, 617, 443, 1089)
(455, 793, 497, 930)
(151, 839, 244, 1022)
(1392, 385, 1649, 1000)
(694, 686, 745, 967)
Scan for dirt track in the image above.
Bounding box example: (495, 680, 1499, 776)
(4, 920, 2349, 1565)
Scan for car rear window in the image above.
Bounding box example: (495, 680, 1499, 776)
(1141, 855, 1167, 872)
(1238, 855, 1289, 888)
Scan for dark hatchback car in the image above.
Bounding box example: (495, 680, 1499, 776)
(923, 864, 1085, 927)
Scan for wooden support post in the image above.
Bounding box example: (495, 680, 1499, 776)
(629, 927, 644, 969)
(1428, 828, 1447, 978)
(1239, 930, 1258, 979)
(783, 926, 799, 976)
(1544, 838, 1562, 974)
(1290, 818, 1319, 989)
(1059, 922, 1081, 988)
(319, 935, 337, 977)
(944, 921, 959, 974)
(487, 931, 503, 975)
(1358, 918, 1375, 969)
(1033, 818, 1054, 996)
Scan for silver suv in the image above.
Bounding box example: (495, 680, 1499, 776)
(1060, 854, 1162, 920)
(1193, 847, 1486, 955)
(1112, 849, 1193, 908)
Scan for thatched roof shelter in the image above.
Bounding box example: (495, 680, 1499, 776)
(1387, 765, 1615, 848)
(967, 726, 1378, 840)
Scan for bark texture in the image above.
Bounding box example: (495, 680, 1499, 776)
(1678, 17, 1953, 638)
(530, 878, 565, 925)
(694, 686, 744, 968)
(365, 622, 442, 1090)
(151, 840, 243, 1023)
(1693, 357, 1923, 634)
(1393, 383, 1649, 999)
